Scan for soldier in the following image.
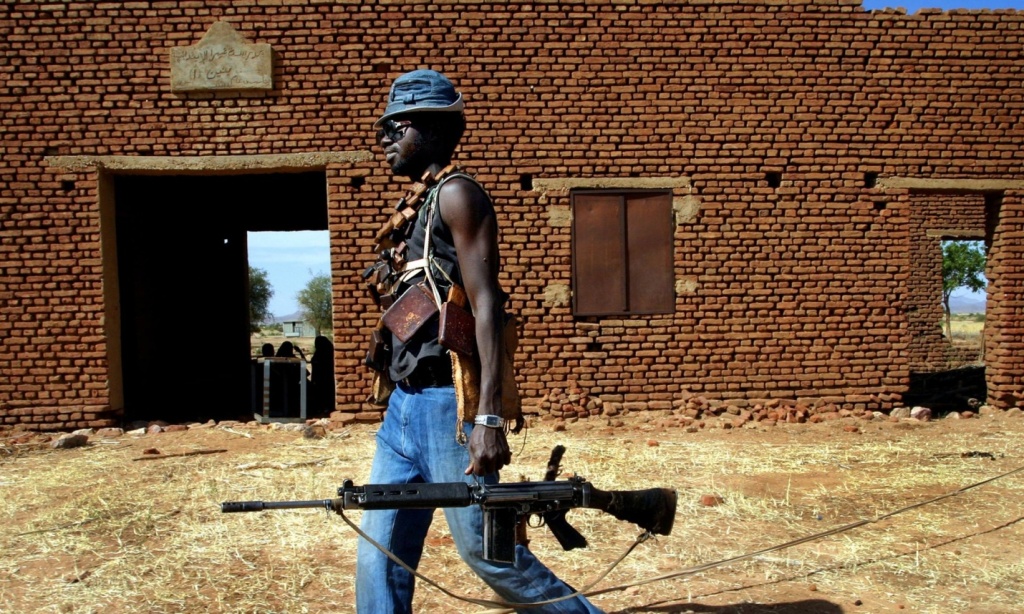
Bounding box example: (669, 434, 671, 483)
(357, 69, 602, 614)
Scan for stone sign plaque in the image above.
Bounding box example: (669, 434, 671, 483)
(170, 21, 272, 92)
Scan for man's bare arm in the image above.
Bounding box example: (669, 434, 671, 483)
(439, 178, 512, 476)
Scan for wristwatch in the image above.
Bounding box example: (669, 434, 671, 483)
(474, 414, 504, 428)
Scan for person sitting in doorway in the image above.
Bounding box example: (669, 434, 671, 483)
(309, 335, 335, 415)
(270, 341, 308, 417)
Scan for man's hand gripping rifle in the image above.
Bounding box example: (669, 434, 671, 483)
(221, 447, 677, 564)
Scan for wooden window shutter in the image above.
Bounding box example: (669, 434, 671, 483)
(572, 193, 627, 315)
(626, 192, 674, 314)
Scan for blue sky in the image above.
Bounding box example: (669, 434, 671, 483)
(863, 0, 1022, 8)
(250, 0, 1014, 315)
(248, 230, 330, 318)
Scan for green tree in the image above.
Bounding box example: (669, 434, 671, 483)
(298, 271, 333, 337)
(248, 266, 274, 334)
(942, 240, 986, 339)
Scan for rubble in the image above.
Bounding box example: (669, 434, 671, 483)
(6, 392, 1022, 447)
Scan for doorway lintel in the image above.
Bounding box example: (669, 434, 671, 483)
(44, 151, 372, 174)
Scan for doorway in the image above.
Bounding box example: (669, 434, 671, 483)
(904, 190, 993, 413)
(111, 172, 327, 424)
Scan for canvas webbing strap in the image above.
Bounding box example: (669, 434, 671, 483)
(336, 507, 650, 611)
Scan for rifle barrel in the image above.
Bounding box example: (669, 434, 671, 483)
(221, 499, 337, 513)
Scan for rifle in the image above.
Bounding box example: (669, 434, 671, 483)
(222, 451, 677, 564)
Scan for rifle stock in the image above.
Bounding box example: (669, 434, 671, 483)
(588, 485, 677, 536)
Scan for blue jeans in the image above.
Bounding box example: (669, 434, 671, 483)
(355, 383, 603, 614)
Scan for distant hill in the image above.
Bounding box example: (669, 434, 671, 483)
(950, 295, 985, 314)
(269, 311, 306, 324)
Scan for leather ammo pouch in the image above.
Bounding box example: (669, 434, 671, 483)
(381, 282, 439, 343)
(364, 323, 389, 372)
(439, 284, 475, 356)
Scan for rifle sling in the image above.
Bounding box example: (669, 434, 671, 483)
(335, 507, 652, 610)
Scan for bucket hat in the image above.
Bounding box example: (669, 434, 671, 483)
(374, 69, 464, 128)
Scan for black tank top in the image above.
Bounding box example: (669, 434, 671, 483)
(387, 174, 476, 382)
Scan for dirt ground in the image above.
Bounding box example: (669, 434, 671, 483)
(2, 406, 1022, 614)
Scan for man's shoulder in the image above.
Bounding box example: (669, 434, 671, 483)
(437, 173, 491, 206)
(439, 171, 485, 191)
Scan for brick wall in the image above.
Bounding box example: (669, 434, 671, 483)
(2, 1, 1023, 430)
(987, 192, 1024, 406)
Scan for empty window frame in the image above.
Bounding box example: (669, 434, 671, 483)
(571, 191, 674, 316)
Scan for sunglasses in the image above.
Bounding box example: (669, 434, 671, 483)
(376, 119, 412, 143)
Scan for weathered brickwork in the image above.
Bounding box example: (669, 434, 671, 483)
(1, 1, 1023, 430)
(986, 192, 1024, 407)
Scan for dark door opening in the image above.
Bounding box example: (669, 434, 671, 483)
(113, 172, 327, 424)
(904, 366, 987, 415)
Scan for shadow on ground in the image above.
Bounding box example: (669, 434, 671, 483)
(612, 600, 842, 613)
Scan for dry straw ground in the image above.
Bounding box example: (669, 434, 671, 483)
(2, 407, 1022, 614)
